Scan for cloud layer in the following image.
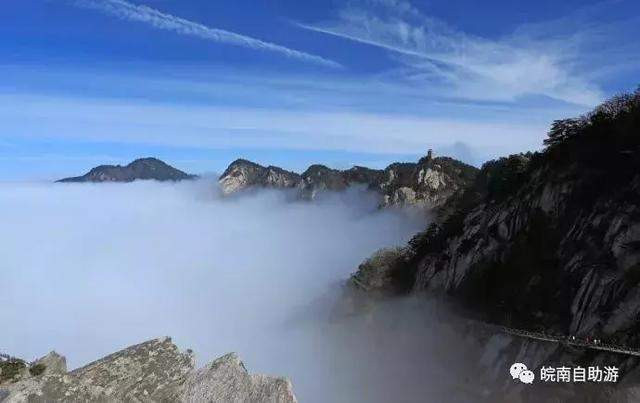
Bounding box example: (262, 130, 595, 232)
(70, 0, 340, 68)
(0, 92, 547, 160)
(1, 180, 486, 401)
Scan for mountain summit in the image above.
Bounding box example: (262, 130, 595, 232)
(57, 158, 197, 183)
(218, 152, 478, 208)
(218, 159, 302, 194)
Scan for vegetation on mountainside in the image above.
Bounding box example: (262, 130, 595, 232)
(0, 355, 48, 384)
(423, 156, 479, 185)
(477, 154, 532, 202)
(0, 357, 27, 384)
(29, 363, 46, 376)
(544, 89, 640, 152)
(58, 157, 197, 183)
(351, 247, 407, 295)
(381, 88, 640, 331)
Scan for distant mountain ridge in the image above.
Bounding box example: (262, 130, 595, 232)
(57, 158, 197, 183)
(218, 151, 478, 208)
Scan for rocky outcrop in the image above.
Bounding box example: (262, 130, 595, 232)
(31, 352, 66, 376)
(181, 353, 296, 403)
(57, 158, 197, 183)
(379, 154, 477, 208)
(219, 159, 302, 195)
(218, 151, 477, 208)
(0, 338, 297, 402)
(298, 165, 373, 200)
(352, 89, 640, 348)
(349, 248, 408, 297)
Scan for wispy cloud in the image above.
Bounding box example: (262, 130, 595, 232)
(0, 92, 546, 162)
(3, 63, 583, 171)
(296, 0, 639, 105)
(69, 0, 340, 68)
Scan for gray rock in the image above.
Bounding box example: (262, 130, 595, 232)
(353, 90, 640, 375)
(70, 337, 194, 401)
(0, 358, 29, 385)
(349, 247, 408, 296)
(0, 338, 297, 403)
(181, 353, 297, 403)
(218, 152, 478, 208)
(219, 159, 302, 195)
(383, 187, 418, 207)
(299, 164, 350, 199)
(32, 352, 66, 375)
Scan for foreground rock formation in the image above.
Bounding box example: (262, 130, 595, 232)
(0, 338, 297, 402)
(57, 157, 197, 183)
(350, 89, 640, 382)
(218, 151, 478, 208)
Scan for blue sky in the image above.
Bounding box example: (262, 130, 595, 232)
(1, 0, 639, 180)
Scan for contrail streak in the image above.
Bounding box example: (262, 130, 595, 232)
(71, 0, 341, 68)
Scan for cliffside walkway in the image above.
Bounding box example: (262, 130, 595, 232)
(497, 326, 640, 358)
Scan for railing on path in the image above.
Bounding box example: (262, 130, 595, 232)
(495, 325, 640, 358)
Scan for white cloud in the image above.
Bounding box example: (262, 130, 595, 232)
(296, 0, 637, 105)
(0, 93, 546, 158)
(69, 0, 340, 68)
(0, 180, 481, 402)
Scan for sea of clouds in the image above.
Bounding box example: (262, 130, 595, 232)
(1, 179, 482, 402)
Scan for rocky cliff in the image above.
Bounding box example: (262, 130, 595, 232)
(352, 89, 640, 347)
(218, 151, 477, 208)
(0, 338, 297, 402)
(378, 154, 478, 208)
(218, 159, 302, 195)
(57, 158, 197, 183)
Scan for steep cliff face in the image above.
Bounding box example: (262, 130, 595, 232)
(57, 158, 197, 183)
(356, 90, 640, 344)
(218, 152, 477, 208)
(0, 338, 297, 402)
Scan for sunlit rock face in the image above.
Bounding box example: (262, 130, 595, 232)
(0, 338, 297, 403)
(218, 152, 478, 208)
(378, 155, 477, 208)
(218, 159, 302, 195)
(57, 158, 197, 183)
(182, 353, 297, 403)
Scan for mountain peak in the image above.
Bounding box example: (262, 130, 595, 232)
(218, 159, 301, 195)
(218, 152, 478, 207)
(57, 158, 196, 183)
(128, 157, 165, 166)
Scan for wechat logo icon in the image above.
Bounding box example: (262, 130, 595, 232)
(510, 363, 535, 384)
